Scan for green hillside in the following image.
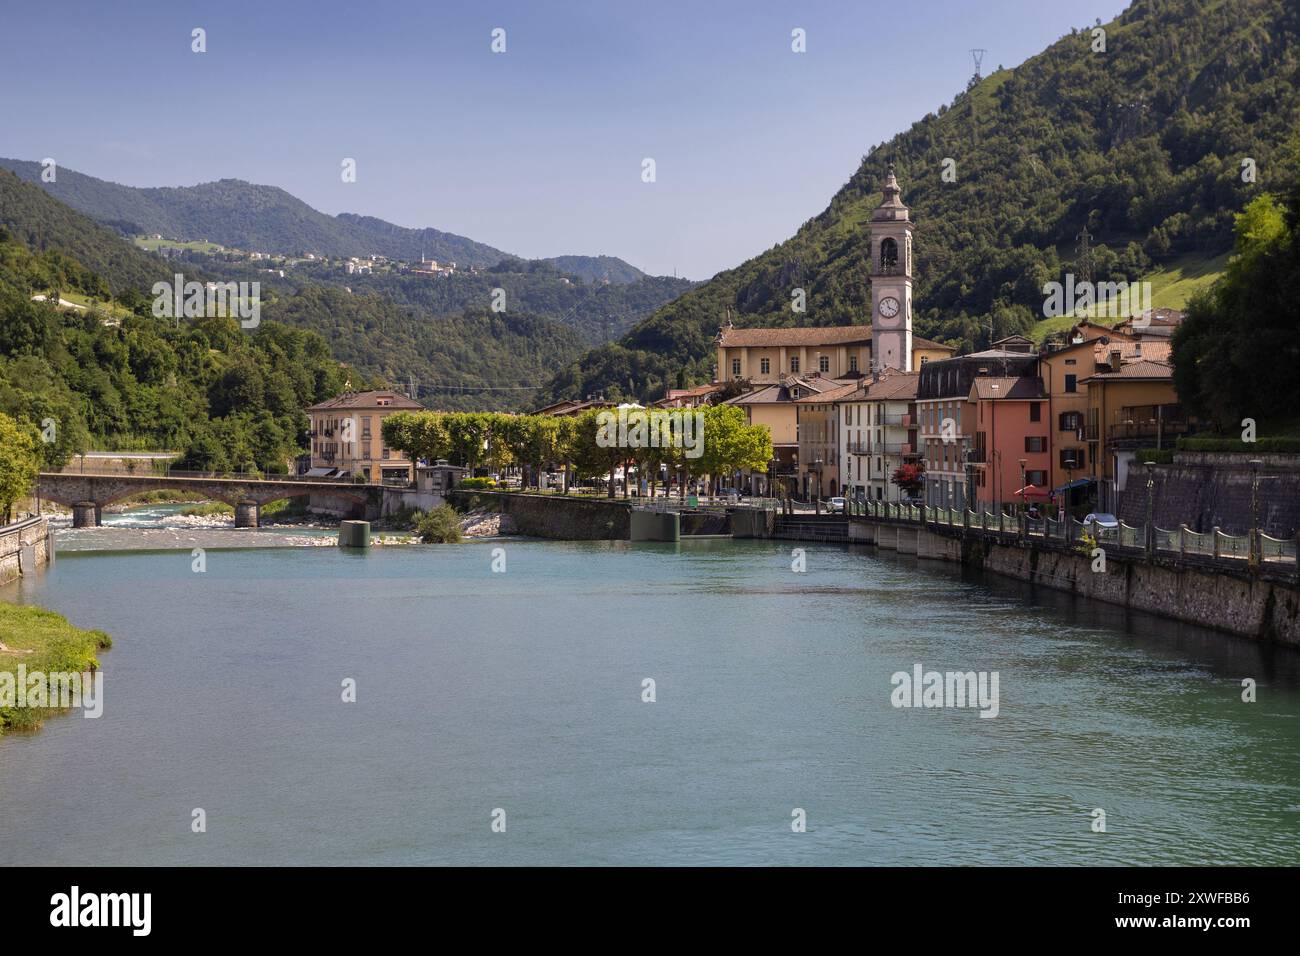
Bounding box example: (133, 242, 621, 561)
(0, 223, 350, 472)
(0, 169, 173, 295)
(262, 287, 584, 413)
(1029, 250, 1230, 343)
(539, 0, 1300, 404)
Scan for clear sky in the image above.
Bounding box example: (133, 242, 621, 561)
(0, 0, 1127, 279)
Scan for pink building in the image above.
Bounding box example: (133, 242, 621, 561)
(967, 376, 1051, 509)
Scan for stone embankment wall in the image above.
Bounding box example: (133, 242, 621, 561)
(850, 518, 1300, 645)
(1119, 452, 1300, 537)
(0, 516, 53, 587)
(450, 491, 630, 540)
(971, 537, 1300, 645)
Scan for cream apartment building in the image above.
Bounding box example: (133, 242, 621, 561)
(305, 389, 423, 484)
(838, 371, 921, 502)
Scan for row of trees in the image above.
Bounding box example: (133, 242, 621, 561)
(382, 406, 774, 497)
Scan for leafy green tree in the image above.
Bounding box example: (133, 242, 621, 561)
(0, 412, 40, 522)
(1171, 186, 1300, 432)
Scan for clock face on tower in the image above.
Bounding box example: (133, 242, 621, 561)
(878, 296, 901, 319)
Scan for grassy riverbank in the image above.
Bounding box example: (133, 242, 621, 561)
(0, 602, 112, 736)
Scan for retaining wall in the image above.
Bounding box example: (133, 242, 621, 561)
(0, 516, 53, 586)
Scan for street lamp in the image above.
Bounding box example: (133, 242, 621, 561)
(1145, 460, 1156, 556)
(1250, 458, 1262, 567)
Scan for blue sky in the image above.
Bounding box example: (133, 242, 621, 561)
(0, 0, 1127, 278)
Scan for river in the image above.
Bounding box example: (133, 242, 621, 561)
(2, 509, 1299, 865)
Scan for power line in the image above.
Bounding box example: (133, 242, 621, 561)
(413, 382, 546, 393)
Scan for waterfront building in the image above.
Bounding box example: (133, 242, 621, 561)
(836, 370, 921, 502)
(305, 390, 422, 484)
(728, 374, 848, 495)
(966, 374, 1051, 509)
(793, 382, 852, 498)
(1081, 358, 1187, 511)
(916, 348, 1039, 508)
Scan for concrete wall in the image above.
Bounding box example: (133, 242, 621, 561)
(451, 491, 630, 540)
(850, 517, 1300, 645)
(0, 516, 53, 586)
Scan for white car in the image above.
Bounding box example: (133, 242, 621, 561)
(1083, 512, 1120, 529)
(827, 496, 846, 514)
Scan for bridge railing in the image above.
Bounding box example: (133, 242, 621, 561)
(43, 467, 364, 485)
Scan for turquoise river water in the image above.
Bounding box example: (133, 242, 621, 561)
(2, 509, 1299, 865)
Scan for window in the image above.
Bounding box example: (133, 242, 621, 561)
(1059, 411, 1082, 432)
(1064, 374, 1077, 393)
(382, 447, 391, 460)
(1060, 449, 1084, 469)
(790, 357, 800, 373)
(1064, 358, 1077, 366)
(1027, 470, 1047, 486)
(361, 416, 372, 439)
(849, 355, 858, 372)
(732, 359, 741, 377)
(819, 356, 830, 373)
(760, 358, 770, 374)
(1025, 436, 1046, 453)
(920, 356, 929, 366)
(1029, 403, 1042, 422)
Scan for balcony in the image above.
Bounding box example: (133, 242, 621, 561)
(1107, 419, 1190, 443)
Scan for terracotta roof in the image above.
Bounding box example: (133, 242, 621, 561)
(717, 324, 953, 352)
(969, 377, 1046, 400)
(827, 370, 920, 403)
(794, 381, 862, 404)
(1095, 339, 1172, 363)
(726, 375, 851, 405)
(306, 390, 422, 412)
(1081, 359, 1174, 382)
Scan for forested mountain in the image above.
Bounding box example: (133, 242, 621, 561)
(254, 257, 692, 348)
(0, 228, 351, 471)
(541, 255, 646, 284)
(0, 161, 509, 267)
(262, 287, 582, 413)
(539, 0, 1300, 405)
(0, 159, 664, 286)
(0, 170, 173, 295)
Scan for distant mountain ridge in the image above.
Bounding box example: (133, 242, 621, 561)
(0, 158, 653, 281)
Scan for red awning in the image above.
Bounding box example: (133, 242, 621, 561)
(1012, 484, 1052, 499)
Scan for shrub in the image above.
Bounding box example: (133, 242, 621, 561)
(1176, 436, 1300, 454)
(417, 505, 462, 543)
(459, 477, 497, 490)
(1135, 448, 1175, 464)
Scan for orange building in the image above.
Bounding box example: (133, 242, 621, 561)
(966, 376, 1051, 509)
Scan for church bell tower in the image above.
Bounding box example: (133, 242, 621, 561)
(870, 164, 914, 372)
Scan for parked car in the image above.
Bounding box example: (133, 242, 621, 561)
(827, 496, 846, 514)
(716, 487, 744, 501)
(1083, 512, 1120, 529)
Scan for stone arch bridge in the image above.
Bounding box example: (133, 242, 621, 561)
(37, 473, 385, 527)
